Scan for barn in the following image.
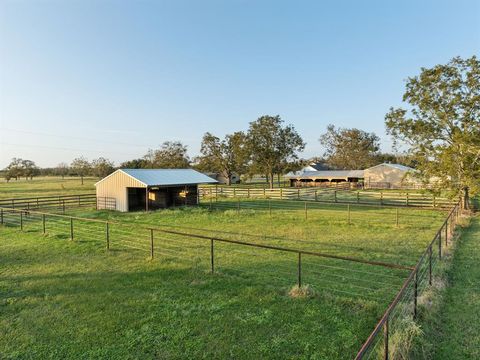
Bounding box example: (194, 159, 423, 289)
(95, 169, 217, 212)
(363, 163, 418, 189)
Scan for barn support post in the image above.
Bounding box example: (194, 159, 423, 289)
(145, 187, 149, 212)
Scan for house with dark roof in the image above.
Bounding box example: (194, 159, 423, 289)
(95, 169, 217, 212)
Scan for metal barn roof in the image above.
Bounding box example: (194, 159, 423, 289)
(97, 169, 217, 187)
(366, 163, 415, 172)
(287, 170, 364, 179)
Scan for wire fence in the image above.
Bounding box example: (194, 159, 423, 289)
(199, 185, 457, 209)
(354, 199, 462, 359)
(0, 206, 411, 305)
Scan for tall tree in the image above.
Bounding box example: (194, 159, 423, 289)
(4, 158, 24, 180)
(385, 56, 480, 206)
(56, 162, 69, 179)
(246, 115, 305, 189)
(21, 159, 39, 180)
(70, 157, 91, 185)
(91, 157, 115, 178)
(197, 131, 248, 185)
(145, 141, 190, 168)
(319, 125, 380, 169)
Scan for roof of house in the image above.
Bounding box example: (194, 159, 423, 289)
(309, 162, 331, 171)
(287, 170, 364, 179)
(96, 169, 218, 187)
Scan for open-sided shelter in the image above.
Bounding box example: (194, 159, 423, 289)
(95, 169, 217, 212)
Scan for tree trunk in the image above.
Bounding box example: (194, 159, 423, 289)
(269, 172, 274, 189)
(463, 186, 470, 210)
(81, 175, 84, 185)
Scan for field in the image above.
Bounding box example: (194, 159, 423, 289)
(0, 180, 452, 359)
(0, 176, 96, 199)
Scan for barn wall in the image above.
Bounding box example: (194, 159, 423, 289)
(364, 165, 406, 187)
(96, 170, 145, 212)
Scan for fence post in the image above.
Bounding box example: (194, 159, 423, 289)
(237, 199, 240, 214)
(150, 229, 154, 259)
(215, 185, 218, 202)
(334, 190, 337, 203)
(209, 196, 212, 211)
(357, 191, 360, 203)
(406, 193, 409, 206)
(269, 200, 272, 217)
(233, 187, 236, 197)
(106, 222, 110, 250)
(297, 189, 300, 200)
(445, 220, 448, 246)
(438, 231, 442, 260)
(413, 270, 418, 319)
(428, 245, 432, 286)
(78, 195, 81, 206)
(297, 252, 302, 288)
(210, 239, 214, 273)
(264, 187, 266, 198)
(347, 204, 351, 225)
(42, 214, 46, 234)
(70, 218, 74, 240)
(248, 188, 250, 198)
(304, 202, 307, 220)
(20, 211, 23, 231)
(315, 190, 318, 202)
(380, 192, 383, 205)
(62, 200, 66, 214)
(280, 188, 283, 200)
(0, 209, 3, 225)
(433, 195, 436, 208)
(396, 209, 399, 228)
(383, 317, 389, 360)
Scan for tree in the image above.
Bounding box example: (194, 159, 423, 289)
(70, 157, 91, 185)
(145, 141, 190, 168)
(56, 162, 69, 179)
(91, 157, 115, 178)
(4, 158, 24, 180)
(385, 56, 480, 206)
(319, 125, 380, 170)
(21, 159, 39, 180)
(246, 115, 305, 189)
(197, 131, 248, 185)
(119, 158, 148, 169)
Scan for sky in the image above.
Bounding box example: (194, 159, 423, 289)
(1, 0, 479, 168)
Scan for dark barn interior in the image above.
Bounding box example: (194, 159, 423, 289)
(128, 185, 198, 212)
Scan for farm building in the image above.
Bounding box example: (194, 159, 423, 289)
(287, 170, 364, 187)
(287, 163, 419, 189)
(95, 169, 217, 212)
(363, 163, 418, 188)
(203, 172, 241, 185)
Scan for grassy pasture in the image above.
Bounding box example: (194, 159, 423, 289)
(0, 178, 451, 359)
(0, 176, 96, 199)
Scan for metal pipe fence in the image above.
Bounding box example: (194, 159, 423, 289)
(0, 193, 97, 213)
(199, 185, 457, 209)
(354, 200, 462, 359)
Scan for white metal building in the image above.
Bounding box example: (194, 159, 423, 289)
(95, 169, 217, 212)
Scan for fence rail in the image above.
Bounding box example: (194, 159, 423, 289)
(199, 186, 456, 209)
(0, 193, 96, 213)
(354, 199, 462, 359)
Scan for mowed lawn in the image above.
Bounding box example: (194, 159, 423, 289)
(0, 182, 451, 359)
(0, 177, 96, 199)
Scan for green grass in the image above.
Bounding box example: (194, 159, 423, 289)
(0, 178, 454, 359)
(0, 176, 96, 199)
(412, 215, 480, 359)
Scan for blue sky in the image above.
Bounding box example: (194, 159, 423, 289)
(1, 0, 479, 168)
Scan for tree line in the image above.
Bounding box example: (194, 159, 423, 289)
(2, 56, 479, 196)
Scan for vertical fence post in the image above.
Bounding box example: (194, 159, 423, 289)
(428, 245, 432, 286)
(297, 252, 302, 288)
(304, 202, 307, 220)
(315, 190, 318, 202)
(396, 208, 399, 228)
(269, 199, 272, 217)
(42, 214, 46, 234)
(438, 231, 442, 260)
(357, 191, 360, 203)
(406, 193, 409, 206)
(280, 188, 283, 200)
(237, 199, 240, 214)
(297, 189, 300, 200)
(433, 195, 436, 208)
(20, 211, 23, 231)
(347, 204, 351, 225)
(413, 270, 418, 319)
(334, 190, 337, 203)
(0, 209, 3, 225)
(380, 192, 383, 205)
(62, 200, 65, 214)
(233, 187, 236, 197)
(209, 196, 212, 211)
(210, 239, 214, 273)
(263, 187, 266, 198)
(215, 185, 218, 202)
(106, 222, 110, 250)
(383, 317, 389, 360)
(70, 218, 74, 240)
(445, 220, 448, 246)
(150, 229, 154, 259)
